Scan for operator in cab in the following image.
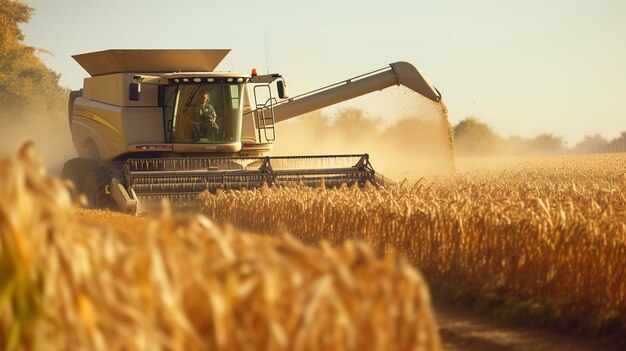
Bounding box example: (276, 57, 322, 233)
(192, 91, 219, 141)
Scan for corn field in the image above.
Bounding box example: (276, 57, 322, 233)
(0, 143, 440, 351)
(199, 153, 626, 330)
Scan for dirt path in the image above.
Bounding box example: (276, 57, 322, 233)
(435, 304, 622, 351)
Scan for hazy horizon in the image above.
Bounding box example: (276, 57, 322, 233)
(21, 0, 626, 145)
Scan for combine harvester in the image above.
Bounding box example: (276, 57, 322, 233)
(63, 49, 441, 214)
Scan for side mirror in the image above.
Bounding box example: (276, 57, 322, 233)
(277, 80, 289, 99)
(129, 81, 141, 101)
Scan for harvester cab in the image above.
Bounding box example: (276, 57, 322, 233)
(64, 49, 441, 214)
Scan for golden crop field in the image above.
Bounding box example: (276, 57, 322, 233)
(199, 153, 626, 332)
(3, 142, 625, 349)
(0, 144, 440, 351)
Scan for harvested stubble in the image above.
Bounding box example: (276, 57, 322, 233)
(0, 143, 440, 351)
(199, 154, 626, 331)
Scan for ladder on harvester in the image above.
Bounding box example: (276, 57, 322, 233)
(252, 84, 277, 142)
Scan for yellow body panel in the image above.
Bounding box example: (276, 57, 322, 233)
(83, 73, 159, 107)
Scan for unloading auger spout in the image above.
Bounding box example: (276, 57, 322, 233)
(62, 49, 443, 215)
(260, 62, 441, 123)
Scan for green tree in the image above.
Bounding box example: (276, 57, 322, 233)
(0, 0, 66, 121)
(332, 107, 381, 141)
(453, 117, 501, 156)
(529, 133, 565, 154)
(606, 131, 626, 153)
(573, 134, 609, 154)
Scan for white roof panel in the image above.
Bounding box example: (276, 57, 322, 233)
(72, 49, 231, 76)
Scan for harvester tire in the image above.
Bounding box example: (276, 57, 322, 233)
(82, 162, 124, 210)
(61, 158, 123, 209)
(61, 158, 100, 197)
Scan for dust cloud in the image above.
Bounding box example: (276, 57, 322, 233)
(0, 88, 456, 181)
(270, 88, 455, 180)
(0, 114, 76, 176)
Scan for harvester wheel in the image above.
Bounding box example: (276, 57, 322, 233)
(82, 162, 124, 209)
(61, 158, 123, 209)
(61, 158, 100, 197)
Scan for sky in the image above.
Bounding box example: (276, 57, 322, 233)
(21, 0, 626, 145)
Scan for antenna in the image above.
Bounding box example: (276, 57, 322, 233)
(265, 28, 270, 74)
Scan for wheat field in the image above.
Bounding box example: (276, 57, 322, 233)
(199, 153, 626, 331)
(0, 143, 440, 351)
(3, 142, 624, 349)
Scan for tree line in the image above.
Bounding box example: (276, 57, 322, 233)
(454, 117, 626, 156)
(0, 0, 66, 125)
